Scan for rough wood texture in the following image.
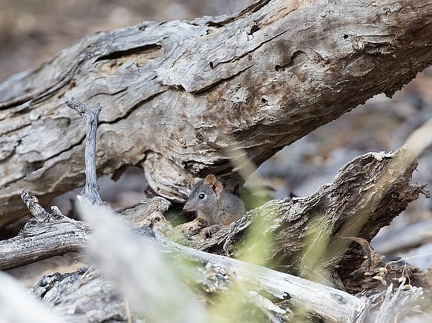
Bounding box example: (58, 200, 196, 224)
(0, 191, 91, 270)
(1, 147, 426, 294)
(20, 201, 425, 323)
(31, 268, 127, 323)
(66, 98, 104, 206)
(0, 193, 168, 271)
(27, 254, 426, 323)
(0, 138, 427, 321)
(0, 0, 431, 226)
(170, 147, 427, 290)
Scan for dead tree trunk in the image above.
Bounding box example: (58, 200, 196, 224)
(0, 0, 431, 226)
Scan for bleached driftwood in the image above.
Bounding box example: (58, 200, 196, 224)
(0, 0, 431, 226)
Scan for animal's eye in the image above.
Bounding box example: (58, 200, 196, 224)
(198, 193, 206, 199)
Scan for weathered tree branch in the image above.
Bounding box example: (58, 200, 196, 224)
(0, 191, 91, 270)
(66, 98, 104, 206)
(0, 0, 431, 226)
(5, 192, 367, 322)
(7, 197, 422, 323)
(167, 147, 427, 289)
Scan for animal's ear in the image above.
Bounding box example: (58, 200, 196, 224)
(213, 180, 223, 197)
(205, 174, 223, 197)
(204, 174, 217, 186)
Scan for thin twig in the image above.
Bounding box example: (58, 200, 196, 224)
(66, 98, 104, 206)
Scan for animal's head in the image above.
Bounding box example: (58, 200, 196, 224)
(183, 174, 223, 213)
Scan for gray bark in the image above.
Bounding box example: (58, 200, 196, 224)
(0, 0, 431, 226)
(0, 191, 91, 270)
(66, 98, 104, 206)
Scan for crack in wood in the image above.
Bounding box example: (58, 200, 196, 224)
(95, 44, 163, 62)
